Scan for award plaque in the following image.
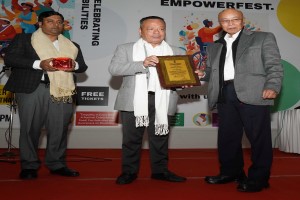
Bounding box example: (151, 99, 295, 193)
(52, 57, 72, 70)
(156, 55, 200, 88)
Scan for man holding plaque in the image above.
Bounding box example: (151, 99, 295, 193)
(109, 16, 186, 184)
(3, 11, 88, 180)
(199, 8, 283, 192)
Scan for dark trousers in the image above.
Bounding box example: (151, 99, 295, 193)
(217, 82, 273, 182)
(16, 84, 74, 170)
(120, 93, 169, 174)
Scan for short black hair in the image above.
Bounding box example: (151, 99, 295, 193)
(21, 3, 34, 12)
(21, 3, 33, 8)
(38, 11, 64, 23)
(140, 16, 165, 27)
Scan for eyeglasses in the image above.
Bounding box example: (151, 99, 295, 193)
(219, 18, 242, 25)
(146, 27, 165, 33)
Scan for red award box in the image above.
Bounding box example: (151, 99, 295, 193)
(52, 57, 72, 70)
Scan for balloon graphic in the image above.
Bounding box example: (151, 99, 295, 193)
(179, 30, 186, 36)
(271, 60, 300, 112)
(59, 0, 68, 3)
(190, 23, 199, 29)
(186, 25, 193, 30)
(277, 0, 300, 38)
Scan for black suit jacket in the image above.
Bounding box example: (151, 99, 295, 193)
(4, 33, 88, 93)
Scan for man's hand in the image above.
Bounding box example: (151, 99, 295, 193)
(195, 69, 205, 78)
(262, 89, 278, 99)
(143, 55, 159, 67)
(40, 58, 57, 71)
(181, 70, 205, 89)
(62, 59, 76, 72)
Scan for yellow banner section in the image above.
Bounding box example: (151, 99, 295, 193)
(0, 85, 13, 105)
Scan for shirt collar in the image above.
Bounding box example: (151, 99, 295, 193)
(224, 30, 241, 42)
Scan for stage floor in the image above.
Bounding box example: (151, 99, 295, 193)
(1, 148, 299, 200)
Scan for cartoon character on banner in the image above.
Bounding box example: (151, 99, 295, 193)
(0, 1, 18, 60)
(179, 16, 222, 72)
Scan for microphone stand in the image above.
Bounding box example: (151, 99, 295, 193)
(0, 65, 17, 164)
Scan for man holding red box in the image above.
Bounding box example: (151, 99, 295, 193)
(3, 11, 88, 180)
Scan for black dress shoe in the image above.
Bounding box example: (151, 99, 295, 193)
(151, 170, 187, 182)
(237, 180, 270, 192)
(205, 171, 247, 184)
(19, 169, 38, 180)
(50, 167, 80, 177)
(116, 173, 137, 185)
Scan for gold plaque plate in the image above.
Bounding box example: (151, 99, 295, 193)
(156, 55, 200, 88)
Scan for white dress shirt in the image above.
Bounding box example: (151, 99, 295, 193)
(223, 30, 241, 81)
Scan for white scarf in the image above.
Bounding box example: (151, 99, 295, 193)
(133, 38, 173, 135)
(31, 28, 78, 103)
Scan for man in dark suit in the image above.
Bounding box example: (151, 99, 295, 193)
(199, 9, 283, 192)
(4, 11, 88, 180)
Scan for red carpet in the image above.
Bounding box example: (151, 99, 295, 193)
(0, 148, 299, 200)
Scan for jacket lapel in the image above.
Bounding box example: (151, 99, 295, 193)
(210, 43, 223, 63)
(235, 29, 254, 63)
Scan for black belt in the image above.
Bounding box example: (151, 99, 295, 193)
(40, 80, 50, 88)
(41, 74, 50, 85)
(40, 80, 50, 84)
(224, 80, 234, 85)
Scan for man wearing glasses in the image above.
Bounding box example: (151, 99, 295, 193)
(199, 8, 283, 192)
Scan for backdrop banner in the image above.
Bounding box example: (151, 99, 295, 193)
(0, 0, 299, 131)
